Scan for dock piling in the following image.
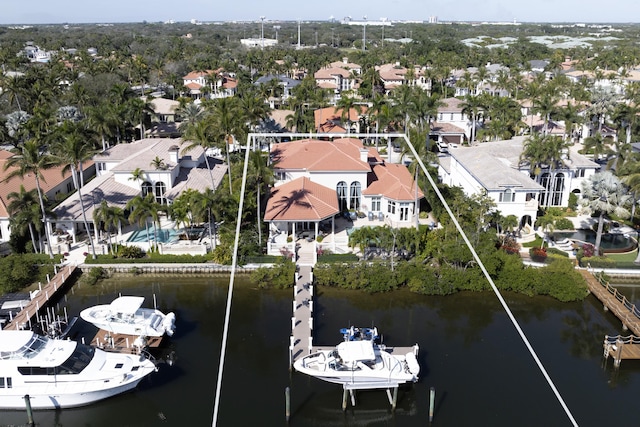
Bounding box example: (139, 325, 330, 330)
(429, 387, 436, 423)
(23, 394, 34, 427)
(285, 386, 291, 423)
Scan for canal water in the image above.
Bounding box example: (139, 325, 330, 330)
(2, 274, 640, 426)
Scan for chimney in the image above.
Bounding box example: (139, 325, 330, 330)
(168, 145, 180, 164)
(359, 148, 369, 163)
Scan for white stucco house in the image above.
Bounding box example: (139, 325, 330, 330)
(0, 150, 94, 253)
(437, 136, 599, 231)
(264, 137, 423, 255)
(52, 138, 226, 253)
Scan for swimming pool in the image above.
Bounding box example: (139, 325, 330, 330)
(553, 229, 637, 253)
(127, 228, 180, 244)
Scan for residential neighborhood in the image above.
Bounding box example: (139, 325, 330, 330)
(2, 17, 640, 427)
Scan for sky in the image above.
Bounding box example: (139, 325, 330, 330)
(1, 0, 639, 25)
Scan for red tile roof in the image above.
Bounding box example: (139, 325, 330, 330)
(0, 150, 87, 217)
(271, 138, 371, 172)
(264, 177, 339, 221)
(364, 163, 424, 201)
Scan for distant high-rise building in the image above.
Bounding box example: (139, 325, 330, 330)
(428, 16, 438, 24)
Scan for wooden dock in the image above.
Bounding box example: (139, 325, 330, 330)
(580, 269, 640, 335)
(290, 265, 314, 364)
(3, 264, 77, 331)
(581, 269, 640, 366)
(91, 329, 163, 354)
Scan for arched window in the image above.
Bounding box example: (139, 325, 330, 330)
(551, 173, 565, 206)
(349, 182, 361, 210)
(336, 181, 348, 211)
(155, 182, 167, 205)
(538, 173, 550, 206)
(499, 189, 515, 203)
(141, 182, 153, 198)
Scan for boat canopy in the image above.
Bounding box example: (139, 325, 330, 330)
(0, 330, 37, 353)
(109, 296, 145, 315)
(336, 340, 376, 363)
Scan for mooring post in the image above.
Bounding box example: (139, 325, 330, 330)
(429, 387, 436, 423)
(285, 386, 291, 423)
(391, 387, 398, 411)
(615, 338, 623, 368)
(23, 394, 34, 427)
(342, 388, 348, 411)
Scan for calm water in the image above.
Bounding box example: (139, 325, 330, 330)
(2, 274, 640, 427)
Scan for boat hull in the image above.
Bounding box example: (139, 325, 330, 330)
(80, 305, 174, 337)
(0, 376, 148, 410)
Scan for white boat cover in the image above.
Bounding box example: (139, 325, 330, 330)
(109, 296, 145, 315)
(336, 340, 376, 363)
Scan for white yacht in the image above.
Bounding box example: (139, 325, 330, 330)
(0, 330, 157, 409)
(80, 296, 176, 338)
(294, 340, 420, 390)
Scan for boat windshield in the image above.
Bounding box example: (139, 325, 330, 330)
(56, 344, 95, 374)
(0, 334, 48, 360)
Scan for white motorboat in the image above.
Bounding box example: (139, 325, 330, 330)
(80, 296, 176, 338)
(294, 340, 420, 390)
(0, 330, 157, 409)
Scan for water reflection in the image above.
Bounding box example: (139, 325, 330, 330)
(2, 275, 640, 426)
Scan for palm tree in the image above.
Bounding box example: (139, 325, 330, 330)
(93, 200, 125, 255)
(7, 185, 42, 253)
(3, 139, 57, 258)
(249, 150, 274, 246)
(150, 156, 166, 170)
(50, 121, 100, 259)
(183, 119, 219, 189)
(176, 102, 205, 134)
(460, 95, 483, 144)
(208, 97, 244, 193)
(86, 104, 114, 151)
(336, 94, 363, 134)
(583, 132, 609, 162)
(129, 167, 146, 190)
(192, 188, 224, 249)
(579, 171, 630, 255)
(126, 194, 161, 251)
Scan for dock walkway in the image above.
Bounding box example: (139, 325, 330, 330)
(3, 264, 77, 331)
(290, 265, 313, 364)
(581, 269, 640, 366)
(580, 269, 640, 335)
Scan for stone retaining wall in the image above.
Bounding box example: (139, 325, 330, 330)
(77, 263, 270, 274)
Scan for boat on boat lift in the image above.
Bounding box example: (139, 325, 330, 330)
(294, 339, 420, 390)
(80, 296, 176, 338)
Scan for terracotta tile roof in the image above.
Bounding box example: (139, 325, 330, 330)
(438, 97, 464, 112)
(0, 150, 89, 217)
(182, 70, 213, 80)
(313, 106, 368, 131)
(363, 163, 424, 202)
(314, 67, 352, 79)
(264, 176, 339, 221)
(185, 82, 202, 90)
(376, 63, 407, 82)
(328, 60, 362, 71)
(222, 77, 238, 89)
(317, 81, 337, 89)
(271, 138, 371, 172)
(430, 122, 466, 134)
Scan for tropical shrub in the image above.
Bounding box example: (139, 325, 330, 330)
(118, 245, 145, 259)
(529, 247, 547, 262)
(554, 218, 574, 230)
